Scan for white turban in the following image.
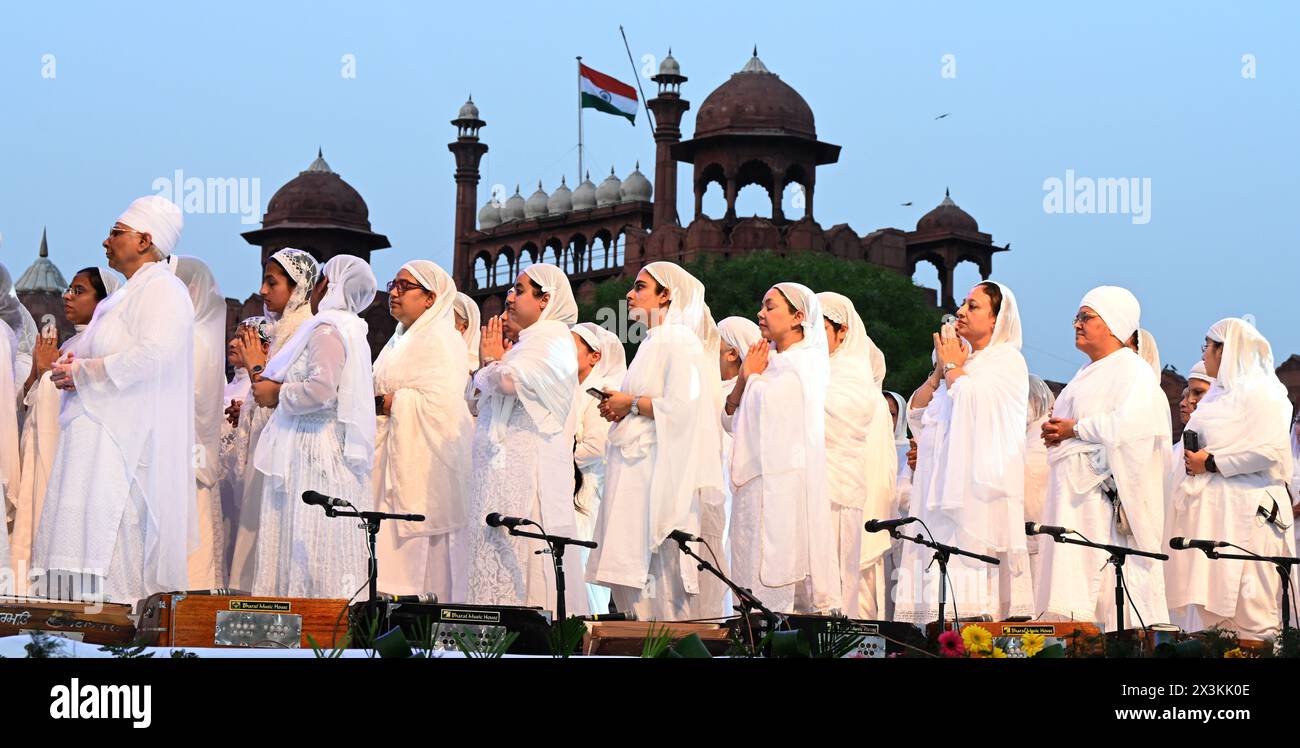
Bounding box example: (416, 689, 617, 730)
(1187, 359, 1214, 385)
(1079, 285, 1140, 344)
(522, 263, 578, 325)
(118, 195, 184, 257)
(718, 316, 762, 361)
(571, 322, 628, 384)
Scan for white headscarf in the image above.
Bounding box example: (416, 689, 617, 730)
(168, 255, 228, 488)
(885, 390, 908, 444)
(643, 262, 721, 359)
(258, 255, 378, 483)
(265, 248, 320, 355)
(572, 322, 628, 388)
(118, 195, 183, 257)
(718, 316, 762, 362)
(372, 259, 472, 535)
(1027, 374, 1056, 424)
(0, 263, 38, 358)
(1080, 285, 1140, 345)
(523, 264, 578, 325)
(1134, 328, 1161, 378)
(453, 292, 482, 372)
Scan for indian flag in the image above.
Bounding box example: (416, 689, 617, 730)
(580, 63, 637, 125)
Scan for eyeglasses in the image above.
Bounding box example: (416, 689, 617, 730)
(64, 284, 90, 297)
(1073, 312, 1098, 325)
(386, 279, 428, 295)
(108, 227, 143, 238)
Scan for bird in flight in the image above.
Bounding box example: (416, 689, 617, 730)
(934, 113, 951, 120)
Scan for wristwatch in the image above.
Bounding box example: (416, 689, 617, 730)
(630, 395, 642, 417)
(1205, 453, 1218, 473)
(943, 362, 957, 373)
(250, 364, 264, 381)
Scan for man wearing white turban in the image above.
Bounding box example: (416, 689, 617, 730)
(568, 322, 627, 613)
(1037, 286, 1172, 628)
(372, 261, 472, 602)
(724, 283, 841, 614)
(587, 262, 725, 620)
(467, 264, 587, 617)
(33, 197, 196, 603)
(1167, 318, 1295, 640)
(247, 255, 378, 598)
(817, 292, 898, 618)
(896, 282, 1033, 624)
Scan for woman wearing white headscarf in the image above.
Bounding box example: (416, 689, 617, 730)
(882, 389, 911, 620)
(1167, 318, 1295, 640)
(10, 268, 122, 580)
(371, 261, 472, 601)
(167, 256, 229, 589)
(817, 292, 898, 619)
(227, 248, 319, 591)
(568, 322, 627, 613)
(2, 262, 39, 398)
(1037, 285, 1171, 628)
(1, 262, 29, 570)
(896, 281, 1032, 624)
(1127, 328, 1161, 381)
(245, 255, 377, 598)
(1024, 374, 1055, 593)
(587, 262, 725, 620)
(217, 316, 270, 574)
(467, 263, 587, 617)
(453, 292, 482, 374)
(724, 282, 841, 614)
(711, 316, 762, 617)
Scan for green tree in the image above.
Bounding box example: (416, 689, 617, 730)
(577, 251, 940, 393)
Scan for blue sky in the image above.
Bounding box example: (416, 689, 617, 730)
(1, 1, 1295, 382)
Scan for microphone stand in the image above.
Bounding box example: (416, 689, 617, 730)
(1038, 532, 1167, 633)
(891, 528, 1000, 631)
(321, 504, 424, 614)
(1177, 542, 1298, 637)
(673, 537, 780, 631)
(500, 525, 595, 624)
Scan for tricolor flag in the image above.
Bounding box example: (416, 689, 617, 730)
(579, 63, 637, 125)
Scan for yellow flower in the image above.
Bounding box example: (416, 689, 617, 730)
(991, 647, 1007, 658)
(961, 625, 993, 655)
(1021, 633, 1046, 658)
(1223, 648, 1247, 659)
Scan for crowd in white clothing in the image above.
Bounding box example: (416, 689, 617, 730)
(2, 194, 1297, 643)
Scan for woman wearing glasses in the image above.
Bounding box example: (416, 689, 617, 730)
(371, 262, 472, 603)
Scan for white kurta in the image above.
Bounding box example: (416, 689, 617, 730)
(1024, 415, 1050, 592)
(10, 366, 60, 582)
(586, 325, 723, 621)
(0, 326, 18, 579)
(895, 344, 1032, 624)
(571, 369, 617, 614)
(33, 261, 196, 603)
(249, 324, 371, 598)
(1036, 347, 1172, 629)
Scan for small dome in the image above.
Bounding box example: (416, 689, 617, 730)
(694, 49, 817, 140)
(15, 227, 68, 294)
(548, 176, 573, 215)
(596, 167, 623, 207)
(457, 95, 479, 120)
(572, 172, 597, 210)
(659, 49, 681, 76)
(916, 189, 978, 233)
(261, 149, 375, 232)
(620, 162, 653, 202)
(478, 197, 501, 229)
(502, 185, 526, 222)
(525, 181, 549, 218)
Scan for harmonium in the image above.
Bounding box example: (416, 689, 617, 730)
(357, 601, 555, 655)
(729, 614, 924, 658)
(583, 620, 732, 657)
(138, 592, 350, 649)
(0, 597, 137, 645)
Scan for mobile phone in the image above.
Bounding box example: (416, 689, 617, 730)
(587, 388, 610, 401)
(1182, 429, 1200, 453)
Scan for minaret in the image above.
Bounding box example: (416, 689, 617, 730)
(647, 50, 689, 228)
(448, 95, 488, 289)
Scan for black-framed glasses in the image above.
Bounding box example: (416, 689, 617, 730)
(386, 279, 427, 295)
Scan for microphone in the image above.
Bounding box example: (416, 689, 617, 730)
(669, 529, 703, 543)
(865, 517, 917, 533)
(1026, 522, 1075, 537)
(381, 592, 439, 604)
(1170, 537, 1230, 552)
(485, 513, 533, 529)
(302, 490, 349, 508)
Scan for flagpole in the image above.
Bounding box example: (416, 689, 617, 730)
(577, 55, 584, 183)
(618, 25, 655, 132)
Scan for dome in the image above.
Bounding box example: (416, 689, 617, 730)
(457, 95, 480, 120)
(694, 50, 816, 140)
(261, 149, 374, 232)
(502, 185, 526, 222)
(916, 189, 979, 233)
(15, 227, 68, 294)
(525, 181, 549, 218)
(478, 197, 501, 229)
(548, 176, 573, 215)
(620, 162, 653, 202)
(596, 167, 623, 207)
(658, 49, 681, 77)
(572, 172, 597, 210)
